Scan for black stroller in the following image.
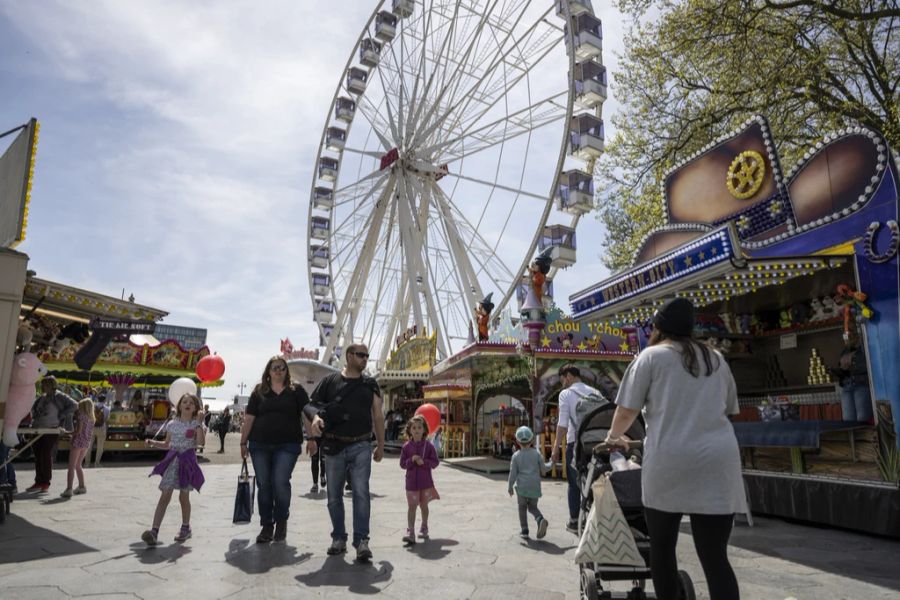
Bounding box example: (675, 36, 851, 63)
(574, 404, 696, 600)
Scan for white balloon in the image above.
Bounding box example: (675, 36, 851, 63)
(168, 377, 198, 404)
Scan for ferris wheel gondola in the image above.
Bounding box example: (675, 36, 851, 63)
(307, 0, 608, 368)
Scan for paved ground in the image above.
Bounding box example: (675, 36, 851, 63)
(1, 441, 898, 599)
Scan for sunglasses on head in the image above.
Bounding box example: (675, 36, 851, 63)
(270, 364, 287, 372)
(350, 351, 370, 359)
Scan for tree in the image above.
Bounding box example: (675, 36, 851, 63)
(597, 0, 899, 270)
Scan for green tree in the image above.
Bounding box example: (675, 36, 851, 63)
(598, 0, 899, 270)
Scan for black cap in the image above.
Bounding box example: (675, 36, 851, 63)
(653, 297, 695, 337)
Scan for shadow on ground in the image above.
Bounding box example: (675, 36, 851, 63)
(225, 538, 312, 574)
(688, 516, 900, 592)
(128, 542, 193, 565)
(295, 555, 393, 594)
(403, 537, 458, 559)
(0, 514, 96, 564)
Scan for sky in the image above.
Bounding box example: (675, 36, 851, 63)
(0, 0, 628, 411)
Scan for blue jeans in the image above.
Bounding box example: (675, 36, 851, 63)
(0, 442, 15, 486)
(249, 441, 301, 526)
(566, 442, 579, 521)
(841, 384, 873, 422)
(324, 441, 372, 546)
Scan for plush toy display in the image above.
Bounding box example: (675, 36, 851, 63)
(809, 298, 828, 322)
(821, 296, 839, 319)
(835, 284, 874, 340)
(2, 353, 47, 446)
(790, 302, 811, 326)
(779, 309, 793, 329)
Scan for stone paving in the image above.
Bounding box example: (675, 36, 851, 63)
(0, 446, 898, 599)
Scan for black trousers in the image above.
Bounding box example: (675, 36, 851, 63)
(643, 507, 739, 600)
(34, 434, 59, 485)
(310, 443, 325, 485)
(218, 430, 227, 452)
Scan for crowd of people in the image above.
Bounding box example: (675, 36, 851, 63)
(5, 301, 751, 598)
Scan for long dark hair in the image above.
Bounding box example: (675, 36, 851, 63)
(649, 328, 720, 377)
(255, 356, 293, 395)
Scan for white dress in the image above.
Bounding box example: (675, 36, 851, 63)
(615, 343, 747, 515)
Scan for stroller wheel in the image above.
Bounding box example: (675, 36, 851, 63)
(580, 567, 599, 600)
(677, 570, 696, 600)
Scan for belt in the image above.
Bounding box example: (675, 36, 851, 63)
(323, 432, 372, 443)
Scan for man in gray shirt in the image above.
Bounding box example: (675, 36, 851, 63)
(26, 376, 76, 493)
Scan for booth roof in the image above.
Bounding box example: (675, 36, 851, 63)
(569, 225, 849, 324)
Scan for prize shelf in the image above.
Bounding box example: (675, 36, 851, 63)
(739, 383, 836, 396)
(698, 317, 843, 341)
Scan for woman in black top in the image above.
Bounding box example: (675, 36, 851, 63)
(239, 356, 316, 543)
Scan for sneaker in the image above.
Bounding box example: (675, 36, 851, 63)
(537, 518, 549, 539)
(60, 488, 73, 498)
(320, 477, 327, 488)
(141, 529, 159, 546)
(402, 528, 416, 544)
(310, 484, 319, 494)
(273, 521, 287, 543)
(256, 524, 274, 544)
(25, 484, 44, 493)
(174, 526, 192, 542)
(356, 538, 373, 561)
(418, 525, 429, 539)
(73, 486, 86, 495)
(565, 519, 579, 534)
(520, 529, 530, 539)
(327, 538, 347, 555)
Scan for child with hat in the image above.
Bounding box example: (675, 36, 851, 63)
(508, 425, 551, 539)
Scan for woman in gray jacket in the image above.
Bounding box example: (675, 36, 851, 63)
(26, 376, 77, 493)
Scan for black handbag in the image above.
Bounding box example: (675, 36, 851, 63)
(232, 459, 255, 524)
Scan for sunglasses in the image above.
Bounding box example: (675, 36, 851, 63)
(350, 351, 370, 359)
(270, 364, 287, 372)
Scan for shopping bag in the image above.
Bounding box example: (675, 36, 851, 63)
(574, 474, 644, 566)
(232, 459, 255, 524)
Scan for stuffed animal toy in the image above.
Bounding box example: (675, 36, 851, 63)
(835, 284, 874, 340)
(2, 352, 47, 446)
(821, 296, 839, 319)
(739, 314, 752, 335)
(809, 298, 828, 322)
(790, 302, 811, 326)
(16, 322, 33, 352)
(720, 338, 733, 354)
(779, 309, 793, 329)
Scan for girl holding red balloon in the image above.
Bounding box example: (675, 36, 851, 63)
(399, 414, 440, 545)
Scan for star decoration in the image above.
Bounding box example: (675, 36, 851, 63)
(711, 246, 718, 255)
(541, 335, 551, 347)
(684, 255, 693, 267)
(768, 200, 783, 217)
(619, 341, 630, 352)
(577, 342, 587, 351)
(736, 215, 751, 232)
(698, 250, 706, 260)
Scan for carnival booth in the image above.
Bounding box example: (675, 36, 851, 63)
(426, 306, 636, 468)
(375, 329, 437, 447)
(13, 277, 222, 455)
(569, 116, 900, 536)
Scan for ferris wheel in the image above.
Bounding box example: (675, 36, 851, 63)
(307, 0, 608, 367)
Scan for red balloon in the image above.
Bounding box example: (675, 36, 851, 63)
(196, 354, 225, 382)
(414, 403, 441, 434)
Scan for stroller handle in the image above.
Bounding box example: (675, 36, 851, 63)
(592, 440, 643, 454)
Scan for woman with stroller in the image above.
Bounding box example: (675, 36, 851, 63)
(604, 297, 745, 600)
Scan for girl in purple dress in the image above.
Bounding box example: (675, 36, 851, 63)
(399, 415, 440, 544)
(61, 399, 95, 498)
(141, 393, 206, 546)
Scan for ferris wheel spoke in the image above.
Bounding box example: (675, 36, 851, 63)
(356, 96, 396, 151)
(441, 172, 548, 204)
(413, 7, 558, 151)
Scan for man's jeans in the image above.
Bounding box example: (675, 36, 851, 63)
(566, 442, 579, 521)
(324, 441, 372, 546)
(840, 384, 874, 422)
(249, 441, 301, 526)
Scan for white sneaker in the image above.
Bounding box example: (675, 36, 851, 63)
(356, 538, 373, 561)
(60, 489, 72, 498)
(73, 486, 86, 495)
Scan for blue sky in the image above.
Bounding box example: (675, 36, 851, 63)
(0, 1, 625, 409)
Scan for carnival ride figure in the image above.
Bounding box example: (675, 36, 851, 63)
(529, 248, 553, 303)
(475, 293, 495, 342)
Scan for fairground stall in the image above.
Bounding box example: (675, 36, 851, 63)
(426, 306, 636, 465)
(569, 116, 900, 536)
(16, 277, 221, 454)
(375, 329, 436, 447)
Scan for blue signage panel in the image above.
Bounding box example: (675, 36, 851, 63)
(570, 226, 737, 319)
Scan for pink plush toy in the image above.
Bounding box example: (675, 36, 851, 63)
(3, 352, 47, 446)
